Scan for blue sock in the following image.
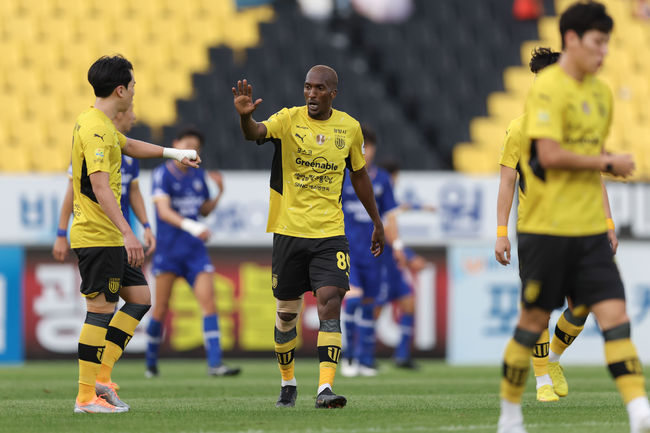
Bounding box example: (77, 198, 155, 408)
(395, 314, 414, 362)
(203, 314, 222, 368)
(357, 302, 376, 367)
(343, 297, 360, 361)
(145, 318, 162, 369)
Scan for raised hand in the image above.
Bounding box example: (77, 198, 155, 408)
(232, 79, 263, 116)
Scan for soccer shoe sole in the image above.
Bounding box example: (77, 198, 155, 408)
(315, 394, 347, 409)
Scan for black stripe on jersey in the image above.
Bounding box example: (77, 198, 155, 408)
(516, 162, 525, 194)
(269, 138, 283, 195)
(528, 139, 546, 181)
(80, 159, 98, 203)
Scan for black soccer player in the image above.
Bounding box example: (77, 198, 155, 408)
(232, 65, 385, 409)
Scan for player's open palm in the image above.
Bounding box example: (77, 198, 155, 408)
(232, 79, 262, 116)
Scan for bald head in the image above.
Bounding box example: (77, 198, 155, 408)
(306, 65, 338, 90)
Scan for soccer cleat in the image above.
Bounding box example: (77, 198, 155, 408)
(145, 365, 159, 378)
(536, 384, 559, 402)
(74, 395, 128, 414)
(395, 358, 419, 370)
(548, 362, 568, 397)
(315, 388, 347, 409)
(275, 385, 297, 408)
(358, 363, 378, 377)
(208, 364, 241, 376)
(340, 359, 359, 377)
(96, 381, 130, 410)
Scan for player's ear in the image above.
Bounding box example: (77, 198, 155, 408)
(330, 88, 337, 99)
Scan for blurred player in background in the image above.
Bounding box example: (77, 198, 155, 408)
(496, 3, 650, 433)
(145, 127, 240, 378)
(494, 47, 619, 403)
(232, 65, 385, 409)
(340, 125, 401, 378)
(71, 55, 199, 414)
(53, 104, 156, 262)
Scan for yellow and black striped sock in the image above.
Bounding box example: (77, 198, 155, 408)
(317, 320, 342, 390)
(604, 323, 647, 404)
(77, 312, 112, 403)
(550, 308, 585, 356)
(96, 303, 150, 384)
(501, 327, 539, 403)
(532, 328, 550, 377)
(275, 327, 297, 382)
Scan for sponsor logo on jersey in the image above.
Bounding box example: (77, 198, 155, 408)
(94, 133, 105, 141)
(295, 133, 305, 143)
(295, 156, 338, 174)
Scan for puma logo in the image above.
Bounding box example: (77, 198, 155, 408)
(94, 133, 105, 141)
(295, 133, 305, 143)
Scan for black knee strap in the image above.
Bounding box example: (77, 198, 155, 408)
(120, 303, 151, 321)
(563, 308, 587, 326)
(319, 319, 341, 333)
(274, 327, 297, 344)
(513, 327, 541, 348)
(603, 322, 630, 341)
(85, 312, 113, 327)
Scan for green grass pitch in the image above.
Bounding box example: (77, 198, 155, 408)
(0, 359, 640, 432)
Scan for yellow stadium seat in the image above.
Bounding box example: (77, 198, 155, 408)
(537, 17, 561, 48)
(453, 143, 500, 174)
(470, 117, 507, 146)
(487, 93, 524, 124)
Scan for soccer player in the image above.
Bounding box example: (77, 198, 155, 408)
(497, 3, 650, 433)
(71, 55, 199, 414)
(145, 127, 240, 378)
(53, 104, 156, 262)
(232, 65, 385, 409)
(340, 125, 402, 377)
(495, 46, 619, 402)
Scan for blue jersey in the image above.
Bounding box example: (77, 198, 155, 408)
(151, 161, 210, 254)
(342, 165, 398, 264)
(68, 155, 139, 222)
(120, 155, 139, 222)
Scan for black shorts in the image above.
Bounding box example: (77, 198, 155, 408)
(517, 232, 625, 312)
(272, 234, 350, 300)
(73, 246, 148, 303)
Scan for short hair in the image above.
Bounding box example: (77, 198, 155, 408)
(87, 55, 133, 98)
(559, 1, 613, 49)
(175, 126, 205, 146)
(529, 47, 561, 73)
(361, 124, 377, 146)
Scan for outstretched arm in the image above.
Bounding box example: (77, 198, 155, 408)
(123, 138, 201, 168)
(232, 79, 267, 141)
(52, 179, 73, 262)
(536, 138, 634, 176)
(349, 167, 385, 257)
(495, 165, 517, 265)
(199, 171, 224, 217)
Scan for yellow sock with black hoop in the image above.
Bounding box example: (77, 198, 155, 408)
(549, 307, 585, 362)
(77, 312, 112, 403)
(96, 303, 150, 384)
(275, 326, 298, 385)
(604, 322, 647, 404)
(317, 319, 342, 394)
(501, 327, 539, 403)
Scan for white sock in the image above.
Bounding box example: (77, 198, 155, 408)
(317, 383, 332, 394)
(548, 350, 561, 363)
(627, 396, 650, 427)
(282, 377, 297, 387)
(535, 374, 552, 389)
(499, 398, 523, 424)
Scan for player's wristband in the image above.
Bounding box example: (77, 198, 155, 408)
(606, 218, 615, 231)
(180, 218, 207, 238)
(56, 228, 67, 237)
(163, 148, 197, 163)
(143, 222, 151, 229)
(392, 238, 404, 251)
(496, 225, 508, 237)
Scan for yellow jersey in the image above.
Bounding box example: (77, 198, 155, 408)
(499, 114, 527, 227)
(70, 107, 126, 248)
(519, 64, 612, 236)
(259, 106, 366, 238)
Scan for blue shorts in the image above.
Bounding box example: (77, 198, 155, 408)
(376, 258, 411, 305)
(152, 244, 215, 287)
(349, 259, 382, 299)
